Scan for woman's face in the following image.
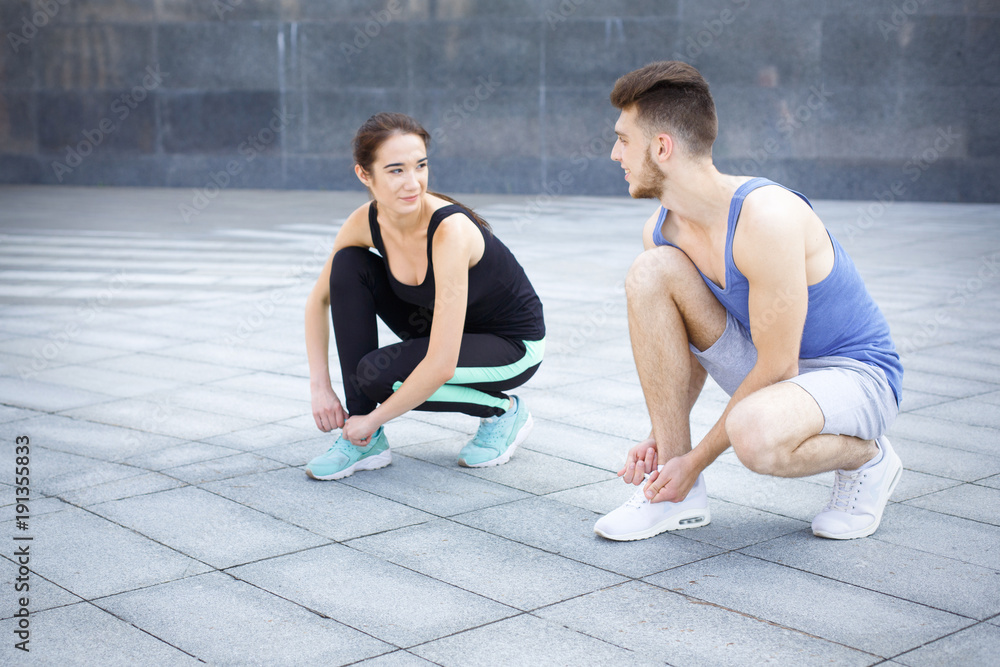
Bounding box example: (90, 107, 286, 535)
(357, 132, 429, 214)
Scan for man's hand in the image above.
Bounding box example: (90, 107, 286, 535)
(311, 385, 346, 432)
(617, 437, 658, 485)
(644, 452, 701, 503)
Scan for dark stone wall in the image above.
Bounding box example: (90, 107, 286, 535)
(0, 0, 996, 201)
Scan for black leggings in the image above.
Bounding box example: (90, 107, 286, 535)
(330, 247, 542, 418)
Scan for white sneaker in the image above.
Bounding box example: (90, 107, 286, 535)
(594, 472, 711, 541)
(812, 436, 902, 540)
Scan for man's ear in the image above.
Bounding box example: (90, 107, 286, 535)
(652, 132, 674, 164)
(355, 164, 371, 187)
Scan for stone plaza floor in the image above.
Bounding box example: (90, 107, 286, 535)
(0, 185, 998, 666)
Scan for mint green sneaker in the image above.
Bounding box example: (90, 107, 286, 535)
(305, 426, 391, 480)
(457, 396, 533, 468)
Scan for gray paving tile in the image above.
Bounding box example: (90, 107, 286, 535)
(29, 448, 146, 497)
(31, 363, 183, 398)
(0, 404, 42, 423)
(0, 376, 115, 412)
(207, 370, 312, 401)
(24, 602, 201, 666)
(552, 402, 653, 442)
(5, 413, 186, 461)
(351, 652, 439, 667)
(160, 385, 309, 422)
(892, 437, 1000, 482)
(536, 580, 875, 666)
(977, 474, 1000, 489)
(702, 460, 834, 522)
(202, 421, 316, 451)
(153, 341, 302, 372)
(5, 506, 210, 599)
(523, 418, 633, 471)
(90, 486, 328, 569)
(904, 482, 1000, 526)
(742, 531, 1000, 620)
(899, 370, 1000, 399)
(383, 415, 468, 444)
(339, 454, 531, 517)
(165, 451, 287, 484)
(891, 469, 964, 501)
(98, 571, 393, 665)
(204, 468, 435, 541)
(411, 613, 657, 667)
(124, 441, 240, 471)
(912, 397, 1000, 430)
(890, 413, 999, 455)
(230, 543, 517, 647)
(513, 385, 611, 419)
(59, 471, 186, 507)
(61, 398, 258, 440)
(875, 504, 1000, 570)
(895, 622, 1000, 667)
(645, 552, 969, 656)
(348, 519, 626, 610)
(93, 352, 246, 383)
(452, 496, 721, 578)
(0, 554, 81, 618)
(403, 439, 614, 495)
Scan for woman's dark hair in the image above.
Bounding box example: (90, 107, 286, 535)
(352, 112, 491, 233)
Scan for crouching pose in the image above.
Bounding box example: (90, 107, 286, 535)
(594, 62, 903, 541)
(304, 112, 545, 480)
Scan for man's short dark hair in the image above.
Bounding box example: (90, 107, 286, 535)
(610, 61, 718, 157)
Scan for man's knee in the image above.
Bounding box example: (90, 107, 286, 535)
(726, 399, 785, 475)
(625, 246, 694, 300)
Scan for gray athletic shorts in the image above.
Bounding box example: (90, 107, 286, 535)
(692, 312, 898, 441)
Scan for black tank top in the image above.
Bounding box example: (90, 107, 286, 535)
(367, 202, 545, 341)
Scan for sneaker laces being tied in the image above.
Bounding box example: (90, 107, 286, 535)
(623, 484, 651, 510)
(824, 469, 864, 512)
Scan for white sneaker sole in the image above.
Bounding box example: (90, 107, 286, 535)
(812, 450, 903, 540)
(305, 450, 392, 481)
(459, 414, 533, 468)
(594, 506, 711, 542)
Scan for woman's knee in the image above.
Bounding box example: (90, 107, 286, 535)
(330, 246, 377, 290)
(354, 347, 400, 402)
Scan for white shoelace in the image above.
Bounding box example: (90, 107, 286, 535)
(623, 485, 650, 510)
(825, 469, 863, 512)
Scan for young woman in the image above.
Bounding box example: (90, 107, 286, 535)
(303, 112, 545, 480)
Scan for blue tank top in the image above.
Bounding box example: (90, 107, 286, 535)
(652, 177, 902, 405)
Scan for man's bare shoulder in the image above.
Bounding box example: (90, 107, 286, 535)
(739, 184, 817, 235)
(641, 206, 663, 250)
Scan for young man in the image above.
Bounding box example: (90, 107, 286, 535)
(594, 61, 903, 542)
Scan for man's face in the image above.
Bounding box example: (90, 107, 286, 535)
(611, 108, 665, 200)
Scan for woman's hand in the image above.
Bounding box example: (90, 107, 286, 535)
(311, 384, 346, 432)
(342, 414, 379, 446)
